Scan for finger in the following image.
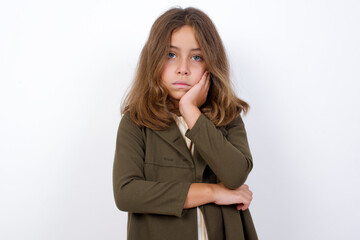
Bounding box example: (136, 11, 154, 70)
(204, 73, 210, 90)
(201, 72, 210, 93)
(243, 190, 253, 202)
(242, 204, 249, 211)
(237, 191, 252, 204)
(237, 204, 248, 211)
(198, 71, 208, 84)
(203, 70, 209, 79)
(236, 204, 244, 210)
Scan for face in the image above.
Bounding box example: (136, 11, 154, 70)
(161, 25, 207, 100)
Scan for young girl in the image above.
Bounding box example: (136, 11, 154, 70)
(113, 7, 257, 240)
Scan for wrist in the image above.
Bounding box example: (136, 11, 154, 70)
(179, 103, 201, 129)
(179, 99, 193, 115)
(209, 184, 218, 204)
(184, 183, 217, 208)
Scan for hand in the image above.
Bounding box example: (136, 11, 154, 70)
(213, 183, 253, 211)
(178, 71, 210, 129)
(179, 71, 210, 109)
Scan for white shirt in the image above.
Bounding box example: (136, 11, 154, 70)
(176, 116, 209, 240)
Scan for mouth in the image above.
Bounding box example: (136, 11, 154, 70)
(172, 81, 191, 87)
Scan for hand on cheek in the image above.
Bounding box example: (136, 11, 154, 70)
(179, 71, 210, 129)
(179, 71, 210, 108)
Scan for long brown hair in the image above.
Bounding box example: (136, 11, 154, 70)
(122, 7, 249, 130)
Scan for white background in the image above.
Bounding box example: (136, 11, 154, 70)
(1, 0, 359, 239)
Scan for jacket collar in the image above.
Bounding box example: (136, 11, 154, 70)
(153, 121, 193, 163)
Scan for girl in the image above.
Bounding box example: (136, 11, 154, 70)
(113, 7, 257, 240)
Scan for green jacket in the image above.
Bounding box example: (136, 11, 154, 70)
(113, 113, 258, 240)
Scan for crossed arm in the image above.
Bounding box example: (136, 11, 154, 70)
(113, 112, 254, 216)
(184, 183, 253, 211)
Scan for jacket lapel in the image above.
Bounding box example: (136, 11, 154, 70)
(153, 121, 193, 163)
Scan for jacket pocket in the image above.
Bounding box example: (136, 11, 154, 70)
(144, 153, 194, 182)
(146, 155, 193, 168)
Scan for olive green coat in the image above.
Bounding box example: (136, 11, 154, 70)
(113, 113, 258, 240)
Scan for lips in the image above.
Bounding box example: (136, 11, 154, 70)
(172, 81, 190, 87)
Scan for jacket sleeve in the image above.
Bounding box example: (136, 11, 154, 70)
(112, 114, 191, 217)
(185, 114, 253, 190)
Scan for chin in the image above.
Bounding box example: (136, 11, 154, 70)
(170, 96, 183, 101)
(169, 92, 186, 100)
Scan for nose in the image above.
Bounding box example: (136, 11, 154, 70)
(177, 58, 190, 76)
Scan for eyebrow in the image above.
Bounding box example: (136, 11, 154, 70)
(170, 45, 201, 51)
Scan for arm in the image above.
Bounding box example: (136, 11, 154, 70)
(113, 114, 191, 217)
(184, 183, 253, 211)
(185, 114, 253, 189)
(179, 72, 253, 190)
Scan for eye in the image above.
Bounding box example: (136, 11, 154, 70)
(168, 52, 176, 59)
(192, 55, 203, 61)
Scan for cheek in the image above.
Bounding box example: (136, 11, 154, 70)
(192, 66, 207, 80)
(161, 64, 174, 81)
(160, 67, 169, 83)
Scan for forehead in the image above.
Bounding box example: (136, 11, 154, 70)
(170, 25, 200, 48)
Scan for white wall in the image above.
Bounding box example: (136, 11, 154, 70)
(1, 0, 359, 239)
